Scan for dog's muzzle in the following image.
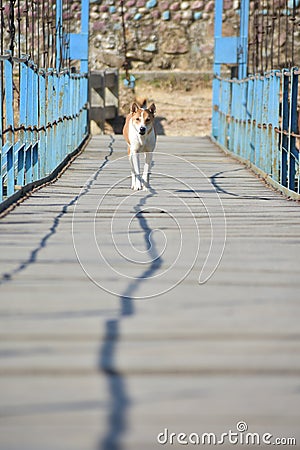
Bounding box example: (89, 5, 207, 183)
(139, 126, 146, 135)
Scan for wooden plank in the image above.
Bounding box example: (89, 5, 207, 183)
(0, 136, 299, 450)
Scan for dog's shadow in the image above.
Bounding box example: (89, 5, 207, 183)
(107, 115, 166, 135)
(154, 116, 166, 135)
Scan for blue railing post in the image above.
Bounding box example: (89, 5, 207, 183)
(288, 68, 298, 192)
(73, 75, 78, 148)
(24, 63, 34, 185)
(46, 70, 54, 175)
(229, 81, 238, 153)
(281, 70, 289, 187)
(239, 0, 250, 79)
(212, 0, 223, 139)
(219, 79, 230, 148)
(39, 69, 47, 178)
(0, 60, 2, 201)
(54, 71, 59, 169)
(17, 59, 28, 187)
(67, 73, 73, 156)
(62, 71, 69, 159)
(53, 71, 60, 168)
(56, 0, 63, 72)
(240, 79, 248, 159)
(268, 71, 280, 180)
(234, 82, 243, 155)
(254, 76, 263, 167)
(213, 0, 250, 138)
(32, 65, 39, 182)
(80, 0, 89, 74)
(260, 74, 269, 172)
(58, 72, 64, 161)
(69, 0, 90, 72)
(245, 76, 254, 161)
(4, 54, 15, 198)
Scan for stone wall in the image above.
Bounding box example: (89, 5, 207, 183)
(1, 1, 299, 74)
(89, 0, 300, 74)
(89, 0, 233, 72)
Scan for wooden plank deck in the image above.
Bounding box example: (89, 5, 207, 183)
(0, 135, 299, 450)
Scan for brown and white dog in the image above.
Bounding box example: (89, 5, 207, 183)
(122, 102, 156, 190)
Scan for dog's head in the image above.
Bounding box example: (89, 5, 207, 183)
(130, 102, 156, 136)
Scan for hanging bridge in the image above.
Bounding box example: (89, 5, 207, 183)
(1, 1, 300, 449)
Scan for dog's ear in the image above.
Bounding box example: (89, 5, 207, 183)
(148, 103, 156, 116)
(131, 102, 139, 113)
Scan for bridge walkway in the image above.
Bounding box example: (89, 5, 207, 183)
(0, 135, 299, 449)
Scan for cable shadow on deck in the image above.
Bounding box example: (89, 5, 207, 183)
(0, 138, 115, 286)
(210, 168, 273, 200)
(99, 189, 162, 450)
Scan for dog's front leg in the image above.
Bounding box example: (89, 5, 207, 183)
(142, 151, 153, 190)
(129, 151, 142, 190)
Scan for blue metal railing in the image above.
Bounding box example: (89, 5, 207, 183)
(212, 68, 300, 198)
(0, 0, 90, 209)
(212, 0, 300, 199)
(0, 55, 88, 203)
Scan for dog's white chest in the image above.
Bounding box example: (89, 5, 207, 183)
(128, 120, 156, 153)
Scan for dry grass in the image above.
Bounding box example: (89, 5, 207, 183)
(105, 75, 212, 137)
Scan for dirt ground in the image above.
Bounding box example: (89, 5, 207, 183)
(104, 76, 212, 137)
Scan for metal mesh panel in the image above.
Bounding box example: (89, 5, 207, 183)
(248, 0, 300, 74)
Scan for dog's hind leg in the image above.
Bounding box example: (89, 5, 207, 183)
(129, 151, 142, 190)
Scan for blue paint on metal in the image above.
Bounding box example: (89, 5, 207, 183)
(69, 33, 89, 62)
(254, 77, 263, 165)
(39, 69, 47, 178)
(213, 0, 249, 76)
(212, 0, 249, 139)
(1, 0, 90, 207)
(288, 69, 298, 192)
(18, 60, 28, 187)
(56, 0, 63, 71)
(270, 71, 280, 181)
(0, 59, 2, 202)
(213, 68, 299, 196)
(4, 55, 15, 197)
(32, 65, 39, 182)
(69, 0, 90, 73)
(281, 70, 289, 187)
(215, 37, 239, 65)
(245, 76, 254, 161)
(238, 0, 249, 79)
(213, 3, 300, 196)
(47, 70, 54, 174)
(288, 0, 300, 7)
(124, 74, 136, 89)
(212, 0, 223, 139)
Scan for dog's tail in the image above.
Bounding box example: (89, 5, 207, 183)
(135, 97, 147, 109)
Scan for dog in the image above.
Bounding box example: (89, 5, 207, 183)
(122, 102, 156, 190)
